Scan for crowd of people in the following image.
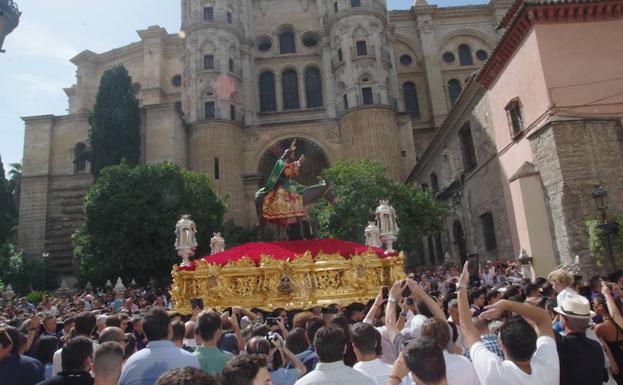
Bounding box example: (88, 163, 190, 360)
(1, 258, 623, 385)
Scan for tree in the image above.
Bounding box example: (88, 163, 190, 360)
(89, 65, 141, 177)
(312, 160, 446, 266)
(74, 162, 226, 285)
(8, 162, 21, 211)
(0, 157, 17, 244)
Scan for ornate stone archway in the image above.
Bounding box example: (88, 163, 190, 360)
(257, 137, 330, 187)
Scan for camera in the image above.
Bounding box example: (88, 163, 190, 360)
(266, 317, 280, 326)
(267, 332, 279, 342)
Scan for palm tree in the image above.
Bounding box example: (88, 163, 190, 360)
(8, 162, 21, 210)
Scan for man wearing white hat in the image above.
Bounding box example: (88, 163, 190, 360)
(554, 292, 605, 385)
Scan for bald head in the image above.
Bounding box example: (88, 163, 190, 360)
(98, 327, 125, 345)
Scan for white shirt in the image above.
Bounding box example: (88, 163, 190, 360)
(354, 358, 410, 385)
(295, 360, 376, 385)
(52, 339, 98, 375)
(444, 351, 480, 385)
(469, 335, 559, 385)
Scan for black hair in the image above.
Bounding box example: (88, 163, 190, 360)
(33, 335, 59, 365)
(416, 300, 433, 318)
(608, 270, 623, 284)
(106, 315, 121, 328)
(285, 327, 309, 354)
(351, 322, 382, 356)
(143, 309, 171, 341)
(313, 325, 346, 363)
(74, 311, 97, 336)
(222, 354, 268, 385)
(156, 366, 221, 385)
(5, 326, 23, 355)
(468, 288, 485, 304)
(523, 283, 540, 297)
(305, 316, 325, 345)
(124, 333, 137, 360)
(196, 311, 222, 341)
(61, 336, 94, 371)
(499, 316, 537, 361)
(404, 337, 446, 383)
(486, 289, 500, 304)
(171, 320, 185, 342)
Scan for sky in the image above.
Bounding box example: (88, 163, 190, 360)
(0, 0, 488, 173)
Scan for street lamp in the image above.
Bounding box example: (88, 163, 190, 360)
(592, 185, 619, 270)
(41, 251, 50, 291)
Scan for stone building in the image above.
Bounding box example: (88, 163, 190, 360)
(18, 0, 511, 275)
(410, 0, 623, 276)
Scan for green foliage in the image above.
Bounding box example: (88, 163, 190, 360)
(74, 162, 226, 285)
(312, 160, 446, 266)
(8, 162, 22, 210)
(89, 65, 141, 177)
(0, 241, 57, 295)
(586, 216, 623, 270)
(0, 157, 18, 244)
(222, 220, 258, 248)
(27, 291, 50, 306)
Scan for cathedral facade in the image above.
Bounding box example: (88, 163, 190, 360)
(19, 0, 510, 274)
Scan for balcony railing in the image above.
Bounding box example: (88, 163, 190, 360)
(323, 0, 387, 27)
(336, 92, 396, 114)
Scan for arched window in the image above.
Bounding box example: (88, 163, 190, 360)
(74, 142, 88, 173)
(448, 79, 462, 106)
(259, 71, 276, 112)
(458, 44, 473, 66)
(304, 67, 323, 108)
(282, 70, 300, 110)
(402, 82, 420, 118)
(279, 30, 296, 54)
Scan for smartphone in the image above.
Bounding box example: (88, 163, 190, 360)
(321, 307, 338, 315)
(467, 254, 480, 279)
(266, 317, 280, 326)
(190, 298, 204, 310)
(381, 286, 389, 300)
(405, 297, 414, 306)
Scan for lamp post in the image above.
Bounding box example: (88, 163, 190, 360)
(592, 185, 619, 270)
(41, 251, 50, 291)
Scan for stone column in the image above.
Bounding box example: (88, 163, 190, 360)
(138, 26, 168, 105)
(413, 7, 449, 127)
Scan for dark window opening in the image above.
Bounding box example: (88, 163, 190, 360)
(230, 104, 236, 120)
(476, 49, 488, 61)
(279, 31, 296, 54)
(229, 58, 234, 72)
(204, 7, 214, 21)
(435, 233, 443, 264)
(421, 183, 429, 191)
(402, 82, 420, 118)
(480, 212, 497, 251)
(506, 99, 524, 137)
(351, 0, 362, 7)
(226, 11, 232, 23)
(259, 71, 277, 112)
(334, 2, 338, 13)
(74, 142, 88, 173)
(343, 94, 349, 109)
(305, 67, 323, 108)
(282, 70, 300, 110)
(205, 101, 215, 119)
(337, 48, 343, 62)
(427, 236, 435, 264)
(214, 157, 220, 180)
(356, 40, 367, 56)
(400, 54, 412, 65)
(443, 52, 455, 63)
(430, 172, 439, 193)
(458, 44, 473, 66)
(361, 87, 373, 105)
(448, 78, 462, 106)
(459, 122, 477, 173)
(204, 54, 214, 70)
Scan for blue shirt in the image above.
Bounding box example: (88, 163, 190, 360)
(296, 348, 318, 373)
(0, 354, 45, 385)
(118, 340, 200, 385)
(272, 367, 300, 385)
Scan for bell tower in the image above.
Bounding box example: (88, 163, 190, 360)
(181, 0, 251, 223)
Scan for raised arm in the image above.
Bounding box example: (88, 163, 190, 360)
(480, 298, 554, 338)
(364, 288, 386, 325)
(457, 262, 481, 349)
(407, 279, 445, 321)
(385, 280, 404, 342)
(602, 283, 623, 329)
